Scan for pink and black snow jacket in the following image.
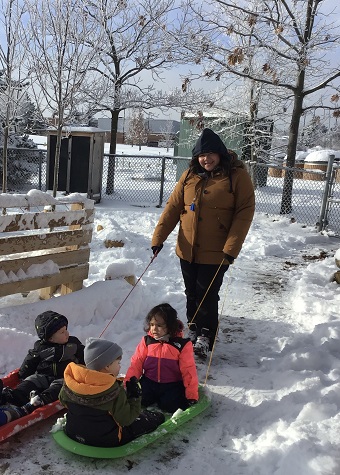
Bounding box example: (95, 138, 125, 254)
(125, 331, 199, 401)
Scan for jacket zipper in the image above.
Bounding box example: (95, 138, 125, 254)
(54, 345, 65, 376)
(157, 342, 163, 382)
(191, 177, 208, 260)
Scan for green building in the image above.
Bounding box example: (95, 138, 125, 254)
(177, 115, 245, 158)
(175, 113, 273, 183)
(176, 114, 248, 180)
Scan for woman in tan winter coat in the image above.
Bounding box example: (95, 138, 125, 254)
(151, 128, 255, 359)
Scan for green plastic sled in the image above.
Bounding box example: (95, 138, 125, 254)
(52, 386, 210, 459)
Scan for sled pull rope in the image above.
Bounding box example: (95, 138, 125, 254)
(188, 258, 226, 329)
(98, 255, 157, 338)
(203, 265, 234, 386)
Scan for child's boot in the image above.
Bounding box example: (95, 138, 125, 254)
(0, 394, 45, 426)
(0, 404, 28, 426)
(0, 380, 3, 404)
(0, 383, 15, 405)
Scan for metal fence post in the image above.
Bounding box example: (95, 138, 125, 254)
(157, 156, 166, 208)
(317, 154, 335, 232)
(38, 150, 43, 190)
(245, 161, 257, 189)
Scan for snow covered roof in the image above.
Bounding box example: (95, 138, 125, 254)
(46, 126, 106, 134)
(304, 149, 340, 162)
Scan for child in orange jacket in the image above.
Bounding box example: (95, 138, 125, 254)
(59, 338, 164, 447)
(125, 303, 199, 413)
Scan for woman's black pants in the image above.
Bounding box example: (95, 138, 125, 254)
(180, 258, 228, 348)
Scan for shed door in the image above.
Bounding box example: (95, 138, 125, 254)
(69, 136, 91, 193)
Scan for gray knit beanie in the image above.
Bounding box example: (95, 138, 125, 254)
(84, 337, 123, 371)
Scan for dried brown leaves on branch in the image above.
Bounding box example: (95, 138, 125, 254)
(275, 24, 284, 34)
(262, 63, 279, 84)
(189, 111, 205, 131)
(182, 77, 190, 92)
(204, 69, 214, 77)
(228, 47, 244, 66)
(248, 15, 257, 27)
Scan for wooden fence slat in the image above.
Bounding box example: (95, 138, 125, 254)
(0, 197, 94, 301)
(0, 264, 89, 298)
(0, 248, 90, 274)
(0, 230, 92, 256)
(0, 208, 94, 233)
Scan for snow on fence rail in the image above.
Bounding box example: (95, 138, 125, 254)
(0, 191, 94, 300)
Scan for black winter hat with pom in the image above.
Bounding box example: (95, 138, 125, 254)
(192, 128, 230, 159)
(35, 311, 68, 341)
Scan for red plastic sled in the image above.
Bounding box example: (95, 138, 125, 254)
(0, 369, 63, 443)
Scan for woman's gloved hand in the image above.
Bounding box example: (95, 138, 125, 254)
(151, 245, 163, 256)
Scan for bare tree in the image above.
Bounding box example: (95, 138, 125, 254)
(300, 115, 328, 148)
(0, 0, 27, 194)
(80, 0, 215, 193)
(329, 122, 340, 149)
(24, 0, 100, 196)
(178, 0, 340, 213)
(127, 109, 148, 150)
(159, 120, 175, 151)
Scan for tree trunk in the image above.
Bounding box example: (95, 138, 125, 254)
(106, 109, 119, 194)
(280, 74, 305, 214)
(2, 126, 9, 194)
(249, 83, 259, 188)
(52, 124, 63, 198)
(250, 82, 258, 163)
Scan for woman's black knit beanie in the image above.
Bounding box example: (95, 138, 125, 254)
(192, 128, 230, 159)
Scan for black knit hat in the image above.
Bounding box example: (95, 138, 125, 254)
(192, 128, 230, 159)
(35, 311, 68, 341)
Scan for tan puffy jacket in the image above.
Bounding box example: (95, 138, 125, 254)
(151, 159, 255, 265)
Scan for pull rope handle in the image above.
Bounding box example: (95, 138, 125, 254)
(98, 254, 157, 338)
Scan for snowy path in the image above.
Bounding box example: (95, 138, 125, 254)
(0, 253, 299, 475)
(1, 204, 339, 475)
(199, 243, 339, 475)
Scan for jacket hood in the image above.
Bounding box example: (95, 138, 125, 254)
(232, 158, 246, 170)
(64, 362, 117, 396)
(192, 128, 230, 159)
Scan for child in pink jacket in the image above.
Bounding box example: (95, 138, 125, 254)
(125, 303, 199, 413)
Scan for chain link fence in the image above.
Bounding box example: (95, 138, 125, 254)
(101, 153, 340, 236)
(324, 163, 340, 234)
(1, 149, 339, 236)
(250, 159, 340, 236)
(102, 154, 179, 206)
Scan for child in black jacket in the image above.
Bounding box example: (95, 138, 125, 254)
(0, 310, 84, 426)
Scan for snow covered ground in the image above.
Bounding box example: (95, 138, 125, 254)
(0, 146, 340, 474)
